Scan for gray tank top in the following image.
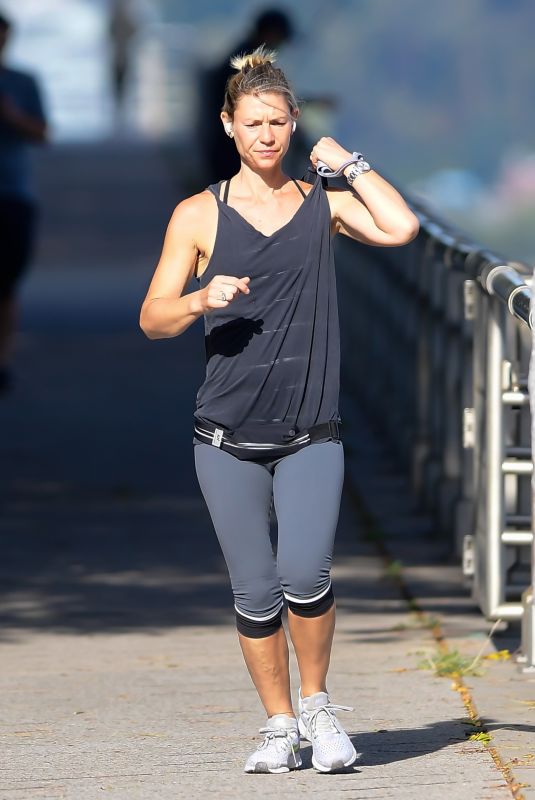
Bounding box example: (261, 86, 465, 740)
(194, 173, 341, 444)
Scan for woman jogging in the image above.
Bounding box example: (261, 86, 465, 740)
(140, 47, 419, 774)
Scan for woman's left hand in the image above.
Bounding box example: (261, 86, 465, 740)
(309, 137, 353, 174)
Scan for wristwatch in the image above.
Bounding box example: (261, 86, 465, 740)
(346, 159, 371, 186)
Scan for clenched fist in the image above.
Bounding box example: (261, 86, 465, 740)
(309, 137, 352, 175)
(199, 274, 251, 313)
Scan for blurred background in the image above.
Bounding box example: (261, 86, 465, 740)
(2, 9, 535, 786)
(2, 0, 534, 259)
(0, 0, 534, 632)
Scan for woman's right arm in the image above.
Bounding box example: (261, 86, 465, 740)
(139, 195, 249, 339)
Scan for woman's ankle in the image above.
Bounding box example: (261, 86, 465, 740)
(299, 684, 328, 699)
(266, 709, 296, 719)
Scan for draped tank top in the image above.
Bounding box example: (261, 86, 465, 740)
(194, 173, 341, 444)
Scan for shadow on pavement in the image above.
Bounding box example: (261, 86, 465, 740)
(0, 142, 490, 645)
(0, 484, 409, 637)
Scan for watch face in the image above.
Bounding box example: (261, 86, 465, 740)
(347, 161, 371, 184)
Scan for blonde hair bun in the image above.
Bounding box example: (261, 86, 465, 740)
(230, 44, 277, 72)
(222, 44, 298, 117)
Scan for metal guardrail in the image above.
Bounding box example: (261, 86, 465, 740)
(335, 195, 535, 671)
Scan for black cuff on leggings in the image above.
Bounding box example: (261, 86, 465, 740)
(235, 607, 283, 639)
(287, 585, 335, 618)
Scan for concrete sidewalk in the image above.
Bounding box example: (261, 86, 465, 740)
(0, 488, 517, 800)
(343, 409, 535, 800)
(0, 141, 533, 799)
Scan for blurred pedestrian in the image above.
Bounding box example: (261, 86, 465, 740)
(198, 7, 294, 182)
(141, 46, 419, 773)
(109, 0, 138, 113)
(0, 11, 47, 393)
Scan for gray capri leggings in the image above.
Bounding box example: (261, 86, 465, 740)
(194, 440, 344, 638)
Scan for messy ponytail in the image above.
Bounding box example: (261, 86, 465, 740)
(222, 45, 299, 118)
(230, 46, 278, 72)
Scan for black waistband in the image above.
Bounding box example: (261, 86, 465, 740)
(193, 419, 340, 459)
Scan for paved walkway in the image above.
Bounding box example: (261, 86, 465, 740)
(0, 141, 533, 799)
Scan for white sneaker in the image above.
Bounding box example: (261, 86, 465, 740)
(244, 713, 302, 774)
(298, 690, 357, 772)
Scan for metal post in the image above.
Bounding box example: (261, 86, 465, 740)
(484, 297, 506, 617)
(518, 287, 535, 670)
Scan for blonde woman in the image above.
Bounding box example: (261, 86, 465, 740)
(140, 47, 419, 774)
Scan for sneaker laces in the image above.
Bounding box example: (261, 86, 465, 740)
(257, 725, 300, 768)
(306, 702, 354, 737)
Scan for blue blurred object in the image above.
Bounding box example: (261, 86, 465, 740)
(409, 167, 485, 212)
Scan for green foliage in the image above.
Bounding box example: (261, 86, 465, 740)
(338, 0, 535, 180)
(468, 731, 492, 744)
(417, 648, 485, 677)
(384, 559, 403, 578)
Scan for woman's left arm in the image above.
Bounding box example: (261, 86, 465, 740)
(310, 137, 420, 247)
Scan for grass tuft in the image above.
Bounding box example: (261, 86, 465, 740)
(385, 559, 403, 577)
(417, 648, 485, 677)
(468, 731, 492, 744)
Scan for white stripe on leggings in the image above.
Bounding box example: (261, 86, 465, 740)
(234, 601, 284, 622)
(283, 580, 332, 604)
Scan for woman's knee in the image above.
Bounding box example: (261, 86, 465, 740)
(280, 575, 335, 618)
(233, 579, 284, 639)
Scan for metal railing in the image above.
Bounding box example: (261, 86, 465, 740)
(335, 193, 534, 670)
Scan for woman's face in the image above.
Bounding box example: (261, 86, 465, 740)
(222, 92, 296, 170)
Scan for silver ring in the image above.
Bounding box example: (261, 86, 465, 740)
(219, 291, 226, 301)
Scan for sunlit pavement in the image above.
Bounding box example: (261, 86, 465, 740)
(0, 140, 533, 799)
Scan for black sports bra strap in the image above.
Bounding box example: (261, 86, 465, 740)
(291, 178, 307, 199)
(220, 176, 309, 205)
